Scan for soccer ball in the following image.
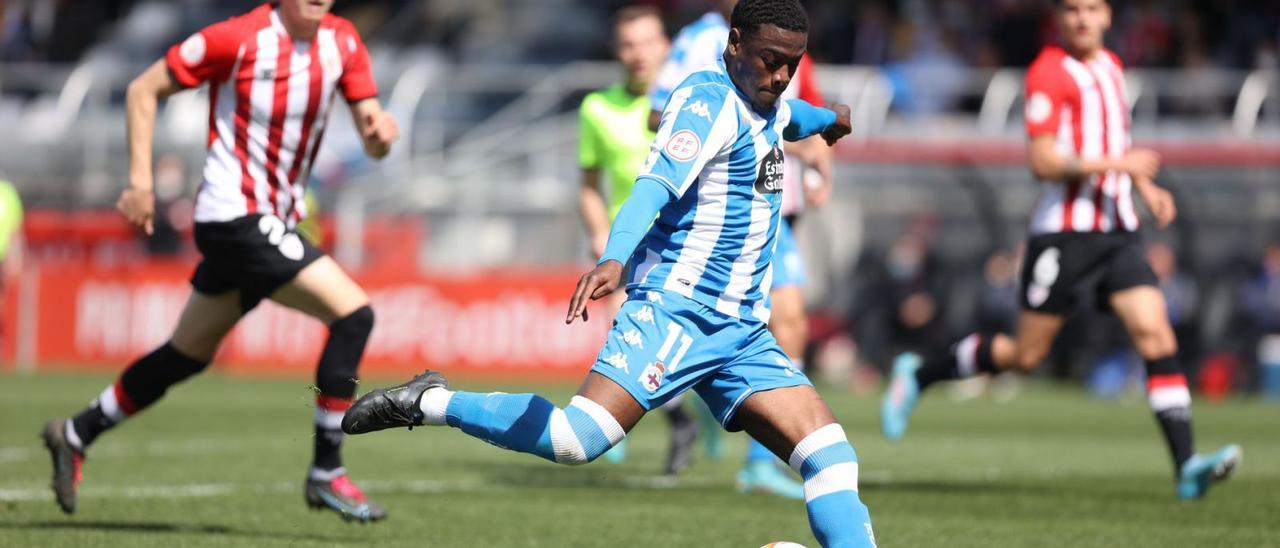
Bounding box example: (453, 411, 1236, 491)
(761, 543, 807, 548)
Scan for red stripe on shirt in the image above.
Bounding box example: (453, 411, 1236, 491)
(263, 37, 294, 217)
(1064, 59, 1086, 232)
(285, 42, 324, 222)
(234, 40, 259, 214)
(1086, 62, 1112, 232)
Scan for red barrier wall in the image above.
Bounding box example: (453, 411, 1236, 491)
(8, 262, 611, 380)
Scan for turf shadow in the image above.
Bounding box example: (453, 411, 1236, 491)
(0, 520, 361, 544)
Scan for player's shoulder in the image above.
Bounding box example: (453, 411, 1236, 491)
(220, 4, 274, 31)
(678, 12, 728, 40)
(674, 68, 734, 101)
(579, 86, 616, 116)
(322, 12, 360, 34)
(1099, 48, 1125, 70)
(1028, 45, 1069, 74)
(1026, 46, 1078, 91)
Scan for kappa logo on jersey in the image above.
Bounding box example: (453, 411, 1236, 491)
(665, 130, 702, 162)
(682, 99, 713, 122)
(754, 145, 784, 194)
(646, 291, 664, 305)
(640, 361, 667, 392)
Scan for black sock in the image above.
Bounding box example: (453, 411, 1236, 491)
(68, 343, 208, 452)
(312, 306, 374, 473)
(915, 333, 998, 391)
(68, 405, 111, 453)
(313, 396, 349, 473)
(1145, 356, 1194, 473)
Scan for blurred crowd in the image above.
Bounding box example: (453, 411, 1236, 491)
(798, 0, 1280, 70)
(4, 1, 1280, 71)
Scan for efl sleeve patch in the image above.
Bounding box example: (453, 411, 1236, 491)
(1025, 92, 1053, 126)
(179, 33, 206, 66)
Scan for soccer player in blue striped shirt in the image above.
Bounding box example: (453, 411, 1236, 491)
(344, 1, 875, 545)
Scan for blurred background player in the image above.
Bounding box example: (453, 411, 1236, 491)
(0, 176, 23, 344)
(342, 1, 875, 545)
(577, 6, 699, 471)
(39, 0, 400, 521)
(880, 0, 1241, 500)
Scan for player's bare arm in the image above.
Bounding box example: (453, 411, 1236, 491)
(120, 59, 184, 235)
(350, 98, 399, 159)
(784, 136, 833, 207)
(567, 175, 676, 324)
(820, 103, 852, 146)
(566, 259, 623, 324)
(647, 109, 662, 133)
(1134, 175, 1177, 227)
(577, 168, 611, 259)
(1028, 134, 1161, 182)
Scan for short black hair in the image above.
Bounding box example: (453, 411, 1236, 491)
(730, 0, 809, 37)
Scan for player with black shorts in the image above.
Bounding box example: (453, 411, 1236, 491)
(40, 0, 399, 522)
(879, 0, 1241, 500)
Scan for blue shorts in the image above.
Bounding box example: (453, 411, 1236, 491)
(590, 289, 812, 431)
(773, 221, 806, 289)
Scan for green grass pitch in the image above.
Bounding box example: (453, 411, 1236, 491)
(1, 371, 1277, 547)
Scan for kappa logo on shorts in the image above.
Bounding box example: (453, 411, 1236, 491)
(774, 356, 797, 377)
(619, 329, 645, 349)
(629, 306, 656, 325)
(640, 361, 666, 393)
(602, 352, 630, 374)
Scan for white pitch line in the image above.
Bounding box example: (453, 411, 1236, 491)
(0, 438, 295, 464)
(0, 478, 474, 503)
(0, 472, 746, 504)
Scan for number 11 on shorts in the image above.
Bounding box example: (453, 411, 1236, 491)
(657, 322, 694, 372)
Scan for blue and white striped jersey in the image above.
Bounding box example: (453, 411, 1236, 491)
(649, 11, 728, 111)
(628, 63, 793, 324)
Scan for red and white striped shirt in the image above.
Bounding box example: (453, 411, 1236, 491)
(166, 3, 377, 226)
(1024, 46, 1138, 234)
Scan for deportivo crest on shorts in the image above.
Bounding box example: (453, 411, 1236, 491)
(640, 361, 667, 393)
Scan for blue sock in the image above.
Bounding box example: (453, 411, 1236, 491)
(746, 438, 775, 465)
(443, 391, 624, 465)
(788, 424, 876, 548)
